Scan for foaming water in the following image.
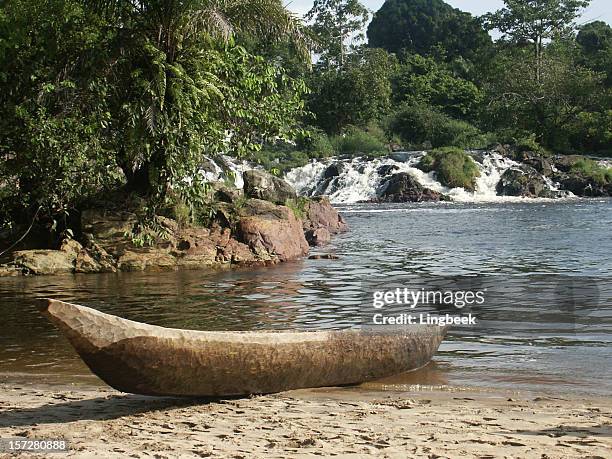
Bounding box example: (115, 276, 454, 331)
(285, 151, 574, 204)
(0, 199, 610, 395)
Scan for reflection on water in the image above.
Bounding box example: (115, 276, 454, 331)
(0, 199, 611, 395)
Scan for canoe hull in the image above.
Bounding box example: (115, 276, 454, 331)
(39, 299, 447, 397)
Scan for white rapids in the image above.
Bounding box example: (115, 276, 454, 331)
(284, 151, 574, 204)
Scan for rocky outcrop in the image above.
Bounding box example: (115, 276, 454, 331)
(323, 163, 344, 179)
(10, 249, 77, 275)
(376, 173, 446, 202)
(305, 227, 331, 246)
(243, 170, 296, 204)
(237, 199, 309, 261)
(515, 151, 554, 176)
(302, 197, 347, 234)
(551, 156, 611, 197)
(556, 174, 611, 197)
(496, 165, 555, 198)
(0, 171, 349, 276)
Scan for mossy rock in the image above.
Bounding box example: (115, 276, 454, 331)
(417, 148, 480, 191)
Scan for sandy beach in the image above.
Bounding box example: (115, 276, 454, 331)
(0, 382, 610, 458)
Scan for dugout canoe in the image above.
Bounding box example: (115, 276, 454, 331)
(38, 299, 448, 397)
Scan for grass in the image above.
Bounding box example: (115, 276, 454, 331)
(570, 158, 612, 185)
(330, 126, 388, 157)
(284, 197, 310, 220)
(418, 147, 481, 191)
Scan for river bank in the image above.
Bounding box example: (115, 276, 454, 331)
(0, 381, 609, 458)
(0, 170, 347, 277)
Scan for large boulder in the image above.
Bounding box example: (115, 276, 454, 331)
(10, 250, 76, 275)
(237, 199, 309, 261)
(377, 173, 446, 202)
(117, 250, 177, 272)
(322, 162, 344, 179)
(556, 174, 611, 197)
(243, 170, 297, 204)
(516, 151, 554, 176)
(81, 209, 137, 256)
(496, 165, 554, 198)
(305, 227, 331, 247)
(302, 196, 348, 236)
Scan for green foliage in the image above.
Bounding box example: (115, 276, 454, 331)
(418, 148, 481, 191)
(284, 196, 310, 219)
(0, 0, 309, 230)
(0, 0, 121, 228)
(331, 126, 387, 156)
(388, 103, 487, 149)
(516, 134, 545, 153)
(308, 130, 336, 157)
(367, 0, 492, 61)
(577, 21, 612, 85)
(306, 0, 370, 68)
(483, 0, 589, 83)
(565, 110, 612, 154)
(570, 158, 612, 185)
(393, 54, 484, 120)
(308, 48, 398, 133)
(252, 129, 335, 174)
(482, 47, 607, 151)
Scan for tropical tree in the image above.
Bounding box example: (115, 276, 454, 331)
(0, 0, 310, 230)
(577, 21, 612, 84)
(367, 0, 491, 62)
(305, 0, 369, 67)
(483, 47, 606, 149)
(307, 48, 397, 133)
(483, 0, 590, 82)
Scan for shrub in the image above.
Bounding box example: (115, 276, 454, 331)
(388, 103, 486, 149)
(418, 147, 481, 191)
(331, 126, 388, 156)
(570, 158, 612, 185)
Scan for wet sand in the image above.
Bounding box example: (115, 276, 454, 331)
(0, 382, 610, 458)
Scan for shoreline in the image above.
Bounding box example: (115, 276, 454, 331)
(1, 381, 610, 458)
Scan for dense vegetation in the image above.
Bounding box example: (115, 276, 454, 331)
(1, 0, 611, 242)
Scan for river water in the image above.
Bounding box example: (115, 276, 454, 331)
(1, 199, 610, 396)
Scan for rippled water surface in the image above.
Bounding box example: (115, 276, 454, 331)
(1, 199, 610, 395)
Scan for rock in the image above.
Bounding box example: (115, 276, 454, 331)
(552, 155, 584, 173)
(516, 151, 554, 176)
(376, 164, 400, 176)
(117, 250, 177, 272)
(308, 254, 339, 260)
(75, 246, 117, 274)
(211, 183, 242, 204)
(81, 209, 137, 256)
(10, 250, 75, 275)
(75, 250, 103, 274)
(556, 174, 611, 197)
(60, 239, 83, 259)
(0, 266, 21, 276)
(238, 200, 309, 262)
(243, 170, 297, 204)
(496, 165, 554, 198)
(322, 163, 344, 179)
(305, 228, 331, 247)
(302, 197, 348, 236)
(377, 173, 446, 202)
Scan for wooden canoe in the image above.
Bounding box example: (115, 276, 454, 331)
(38, 299, 448, 397)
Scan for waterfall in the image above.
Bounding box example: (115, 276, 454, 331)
(199, 155, 255, 189)
(284, 151, 571, 204)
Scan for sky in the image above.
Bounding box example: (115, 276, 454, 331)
(287, 0, 612, 28)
